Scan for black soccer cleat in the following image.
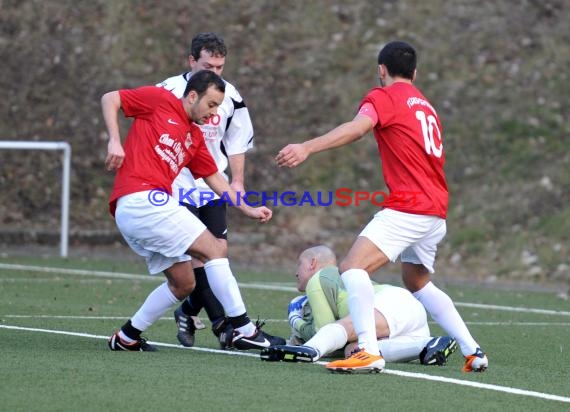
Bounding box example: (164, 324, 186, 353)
(260, 345, 319, 363)
(108, 331, 157, 352)
(212, 317, 234, 349)
(218, 326, 234, 350)
(212, 317, 233, 338)
(253, 318, 286, 346)
(220, 319, 286, 350)
(232, 328, 272, 350)
(174, 307, 197, 347)
(419, 336, 457, 365)
(260, 330, 286, 346)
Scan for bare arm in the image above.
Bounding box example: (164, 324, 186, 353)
(228, 153, 246, 194)
(203, 172, 272, 223)
(101, 91, 125, 171)
(275, 114, 374, 168)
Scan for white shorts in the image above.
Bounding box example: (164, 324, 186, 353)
(115, 191, 207, 275)
(373, 285, 430, 338)
(359, 208, 446, 273)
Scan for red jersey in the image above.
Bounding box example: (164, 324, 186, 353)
(360, 82, 448, 218)
(108, 86, 217, 215)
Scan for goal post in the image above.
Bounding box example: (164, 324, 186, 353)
(0, 141, 71, 257)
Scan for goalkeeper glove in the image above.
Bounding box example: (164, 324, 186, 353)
(288, 295, 308, 329)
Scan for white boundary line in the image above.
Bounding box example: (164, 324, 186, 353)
(1, 323, 568, 404)
(373, 367, 570, 403)
(4, 315, 570, 327)
(1, 263, 569, 316)
(452, 302, 570, 316)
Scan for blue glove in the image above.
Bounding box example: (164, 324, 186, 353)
(288, 295, 308, 328)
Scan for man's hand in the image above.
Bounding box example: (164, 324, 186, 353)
(203, 173, 271, 222)
(275, 117, 372, 169)
(105, 140, 125, 171)
(288, 295, 308, 329)
(242, 205, 272, 223)
(275, 143, 309, 168)
(101, 91, 124, 171)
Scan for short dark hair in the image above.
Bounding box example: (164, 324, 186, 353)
(377, 41, 417, 79)
(190, 32, 227, 61)
(183, 69, 225, 97)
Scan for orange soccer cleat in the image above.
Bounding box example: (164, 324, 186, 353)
(462, 348, 489, 372)
(325, 348, 385, 373)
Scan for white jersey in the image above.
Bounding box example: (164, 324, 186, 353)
(157, 72, 254, 206)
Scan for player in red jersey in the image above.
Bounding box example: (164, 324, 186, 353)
(276, 41, 488, 373)
(103, 70, 276, 351)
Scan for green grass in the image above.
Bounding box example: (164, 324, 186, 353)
(1, 256, 569, 412)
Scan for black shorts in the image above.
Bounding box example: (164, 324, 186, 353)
(184, 201, 228, 240)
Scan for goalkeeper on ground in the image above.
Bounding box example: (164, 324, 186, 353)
(262, 245, 456, 365)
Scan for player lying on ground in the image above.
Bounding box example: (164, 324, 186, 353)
(260, 245, 457, 369)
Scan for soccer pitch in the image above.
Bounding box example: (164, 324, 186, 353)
(0, 256, 569, 412)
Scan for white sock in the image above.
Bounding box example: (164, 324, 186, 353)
(236, 323, 257, 337)
(305, 323, 348, 361)
(131, 282, 180, 331)
(204, 258, 247, 317)
(204, 258, 255, 335)
(118, 330, 136, 343)
(378, 336, 432, 363)
(342, 268, 379, 356)
(413, 281, 479, 355)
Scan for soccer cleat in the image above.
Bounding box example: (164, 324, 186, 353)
(108, 331, 157, 352)
(462, 348, 488, 372)
(220, 319, 286, 350)
(325, 348, 385, 373)
(260, 330, 286, 346)
(419, 336, 458, 366)
(174, 307, 197, 347)
(232, 328, 272, 350)
(254, 318, 286, 346)
(212, 318, 236, 349)
(260, 345, 319, 363)
(218, 325, 234, 350)
(212, 317, 233, 337)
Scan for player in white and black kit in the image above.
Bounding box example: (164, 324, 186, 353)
(158, 32, 284, 348)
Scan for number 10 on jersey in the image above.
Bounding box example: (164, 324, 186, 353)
(416, 110, 443, 158)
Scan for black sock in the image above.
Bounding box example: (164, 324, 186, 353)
(228, 313, 250, 329)
(179, 267, 209, 316)
(211, 317, 225, 328)
(193, 267, 209, 293)
(180, 297, 199, 316)
(121, 320, 142, 340)
(201, 288, 226, 323)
